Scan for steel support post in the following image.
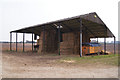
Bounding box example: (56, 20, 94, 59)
(80, 18, 82, 57)
(32, 33, 33, 52)
(104, 28, 107, 54)
(23, 33, 25, 52)
(16, 32, 18, 52)
(97, 38, 98, 43)
(10, 32, 12, 51)
(58, 25, 60, 55)
(114, 36, 116, 54)
(104, 37, 106, 54)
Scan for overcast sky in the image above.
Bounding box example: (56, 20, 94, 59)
(0, 0, 119, 42)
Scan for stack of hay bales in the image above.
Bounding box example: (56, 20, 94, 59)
(37, 31, 44, 53)
(45, 30, 58, 53)
(38, 30, 58, 53)
(38, 29, 90, 55)
(60, 32, 75, 54)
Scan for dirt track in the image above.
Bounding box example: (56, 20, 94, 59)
(2, 51, 118, 78)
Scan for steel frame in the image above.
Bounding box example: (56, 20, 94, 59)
(23, 33, 25, 52)
(79, 18, 82, 57)
(32, 33, 33, 52)
(16, 33, 17, 52)
(114, 36, 116, 54)
(10, 32, 12, 51)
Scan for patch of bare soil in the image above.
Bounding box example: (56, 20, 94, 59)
(1, 52, 118, 78)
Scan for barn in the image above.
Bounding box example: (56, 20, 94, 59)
(10, 12, 116, 57)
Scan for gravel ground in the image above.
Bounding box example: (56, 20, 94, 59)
(1, 52, 118, 78)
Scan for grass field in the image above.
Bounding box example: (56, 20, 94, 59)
(59, 54, 118, 66)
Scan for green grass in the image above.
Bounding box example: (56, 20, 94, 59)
(59, 54, 118, 66)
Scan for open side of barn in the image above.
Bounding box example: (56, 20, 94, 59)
(10, 12, 116, 57)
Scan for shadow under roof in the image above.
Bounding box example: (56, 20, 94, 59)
(11, 12, 115, 38)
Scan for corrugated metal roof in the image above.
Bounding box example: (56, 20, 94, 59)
(11, 12, 115, 38)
